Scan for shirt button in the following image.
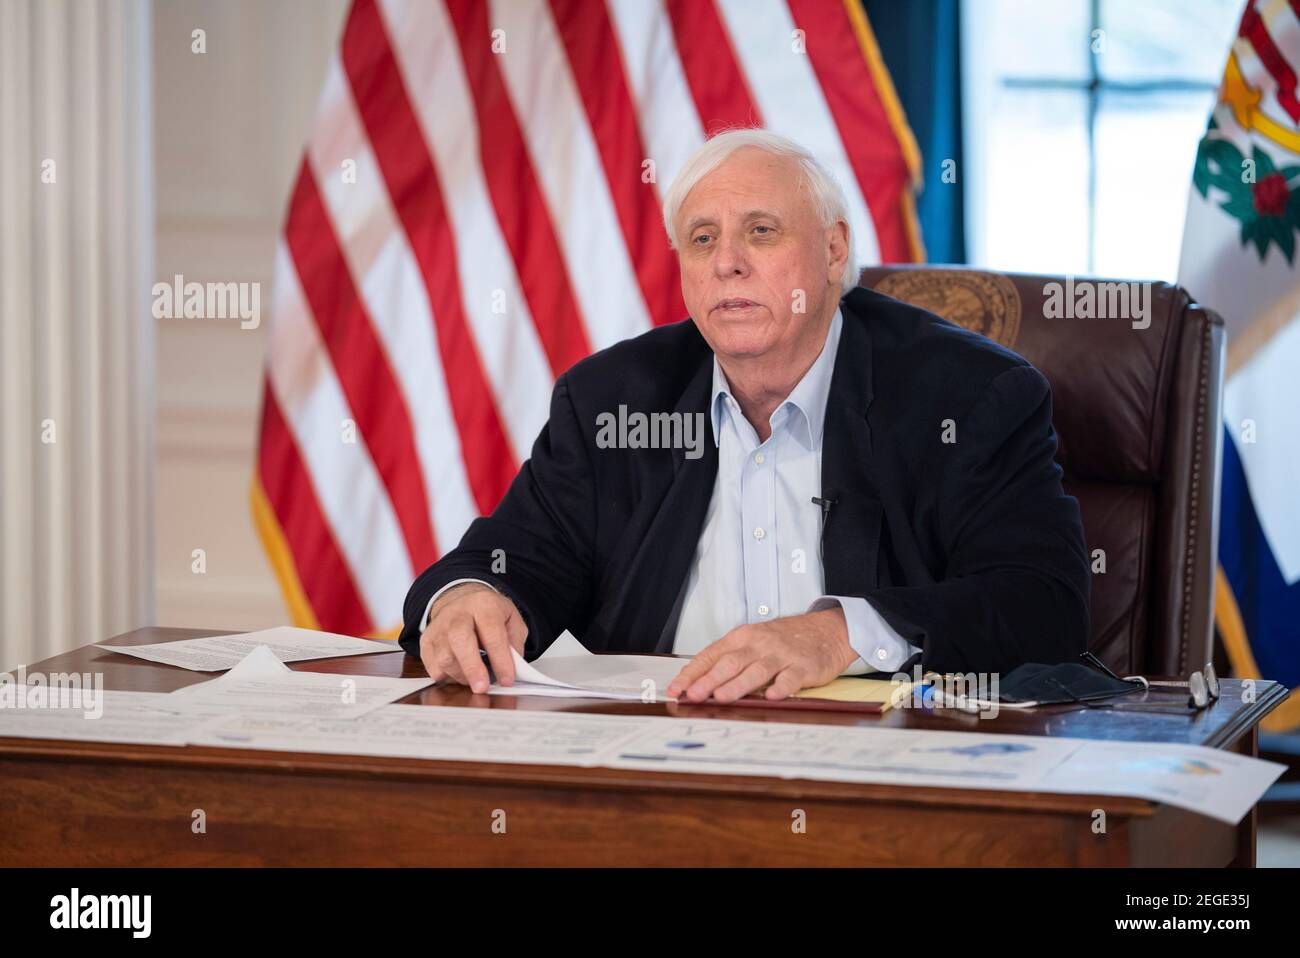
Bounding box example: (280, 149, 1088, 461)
(757, 604, 770, 616)
(875, 648, 889, 662)
(754, 452, 765, 465)
(753, 527, 765, 540)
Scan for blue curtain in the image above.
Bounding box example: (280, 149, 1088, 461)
(862, 0, 966, 264)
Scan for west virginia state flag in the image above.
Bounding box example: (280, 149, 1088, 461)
(1178, 0, 1300, 731)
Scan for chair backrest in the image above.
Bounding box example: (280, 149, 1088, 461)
(858, 266, 1226, 676)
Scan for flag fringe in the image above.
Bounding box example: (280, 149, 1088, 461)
(250, 473, 321, 631)
(1216, 564, 1300, 732)
(250, 475, 402, 640)
(843, 0, 922, 186)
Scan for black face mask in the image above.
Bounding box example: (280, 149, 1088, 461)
(998, 662, 1146, 705)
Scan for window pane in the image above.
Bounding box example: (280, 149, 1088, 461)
(1093, 89, 1219, 280)
(981, 88, 1091, 275)
(1097, 0, 1242, 83)
(990, 0, 1092, 80)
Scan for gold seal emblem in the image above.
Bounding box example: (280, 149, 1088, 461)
(872, 270, 1021, 348)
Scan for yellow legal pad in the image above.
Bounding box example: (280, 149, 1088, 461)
(791, 677, 917, 711)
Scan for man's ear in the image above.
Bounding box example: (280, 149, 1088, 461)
(826, 220, 849, 285)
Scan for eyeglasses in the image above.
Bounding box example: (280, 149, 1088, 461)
(1068, 654, 1221, 713)
(1145, 662, 1221, 709)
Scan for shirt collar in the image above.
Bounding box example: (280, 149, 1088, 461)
(709, 306, 843, 450)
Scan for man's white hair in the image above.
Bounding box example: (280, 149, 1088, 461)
(662, 128, 858, 295)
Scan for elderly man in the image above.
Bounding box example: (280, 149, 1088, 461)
(397, 129, 1089, 703)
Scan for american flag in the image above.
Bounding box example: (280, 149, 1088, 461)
(252, 0, 922, 637)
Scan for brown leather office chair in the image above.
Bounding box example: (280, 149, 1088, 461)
(858, 266, 1226, 677)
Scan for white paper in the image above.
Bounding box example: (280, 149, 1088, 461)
(484, 684, 612, 699)
(0, 688, 230, 746)
(607, 719, 1286, 826)
(166, 644, 433, 719)
(7, 666, 1281, 826)
(203, 644, 291, 680)
(186, 705, 1285, 825)
(188, 703, 655, 766)
(97, 626, 393, 672)
(1039, 739, 1286, 825)
(495, 630, 686, 701)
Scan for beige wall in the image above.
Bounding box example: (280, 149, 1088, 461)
(153, 0, 349, 630)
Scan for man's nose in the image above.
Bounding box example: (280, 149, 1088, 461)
(712, 233, 750, 279)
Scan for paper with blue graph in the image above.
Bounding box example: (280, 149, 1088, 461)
(186, 704, 1284, 826)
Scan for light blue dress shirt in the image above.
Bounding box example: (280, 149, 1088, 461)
(672, 307, 920, 674)
(422, 307, 920, 676)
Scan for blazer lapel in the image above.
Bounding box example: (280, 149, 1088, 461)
(597, 358, 718, 653)
(820, 303, 884, 597)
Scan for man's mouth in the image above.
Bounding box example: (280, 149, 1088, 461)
(713, 298, 760, 313)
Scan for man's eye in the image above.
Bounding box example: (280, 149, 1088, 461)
(752, 225, 772, 235)
(692, 234, 713, 246)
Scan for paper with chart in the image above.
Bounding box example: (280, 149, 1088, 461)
(189, 703, 657, 765)
(609, 719, 1285, 825)
(184, 704, 1285, 824)
(97, 626, 393, 672)
(164, 644, 433, 719)
(1036, 738, 1284, 822)
(492, 629, 685, 702)
(0, 688, 230, 746)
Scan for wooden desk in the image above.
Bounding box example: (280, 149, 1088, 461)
(0, 628, 1288, 867)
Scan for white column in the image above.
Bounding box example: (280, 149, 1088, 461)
(0, 0, 154, 669)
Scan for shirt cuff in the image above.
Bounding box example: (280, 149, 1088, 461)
(420, 578, 498, 633)
(808, 595, 920, 675)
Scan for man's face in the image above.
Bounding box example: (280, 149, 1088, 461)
(674, 148, 848, 363)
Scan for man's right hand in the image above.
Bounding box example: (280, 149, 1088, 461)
(418, 583, 528, 692)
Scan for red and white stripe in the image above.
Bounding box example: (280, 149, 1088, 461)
(255, 0, 920, 635)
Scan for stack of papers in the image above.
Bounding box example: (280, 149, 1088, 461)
(0, 619, 561, 745)
(95, 626, 393, 672)
(164, 644, 432, 719)
(186, 704, 1286, 826)
(492, 630, 917, 710)
(0, 689, 228, 746)
(0, 627, 432, 737)
(490, 630, 685, 701)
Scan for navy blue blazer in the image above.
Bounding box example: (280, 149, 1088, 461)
(398, 286, 1090, 674)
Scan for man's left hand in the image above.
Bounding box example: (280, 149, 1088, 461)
(666, 607, 858, 703)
